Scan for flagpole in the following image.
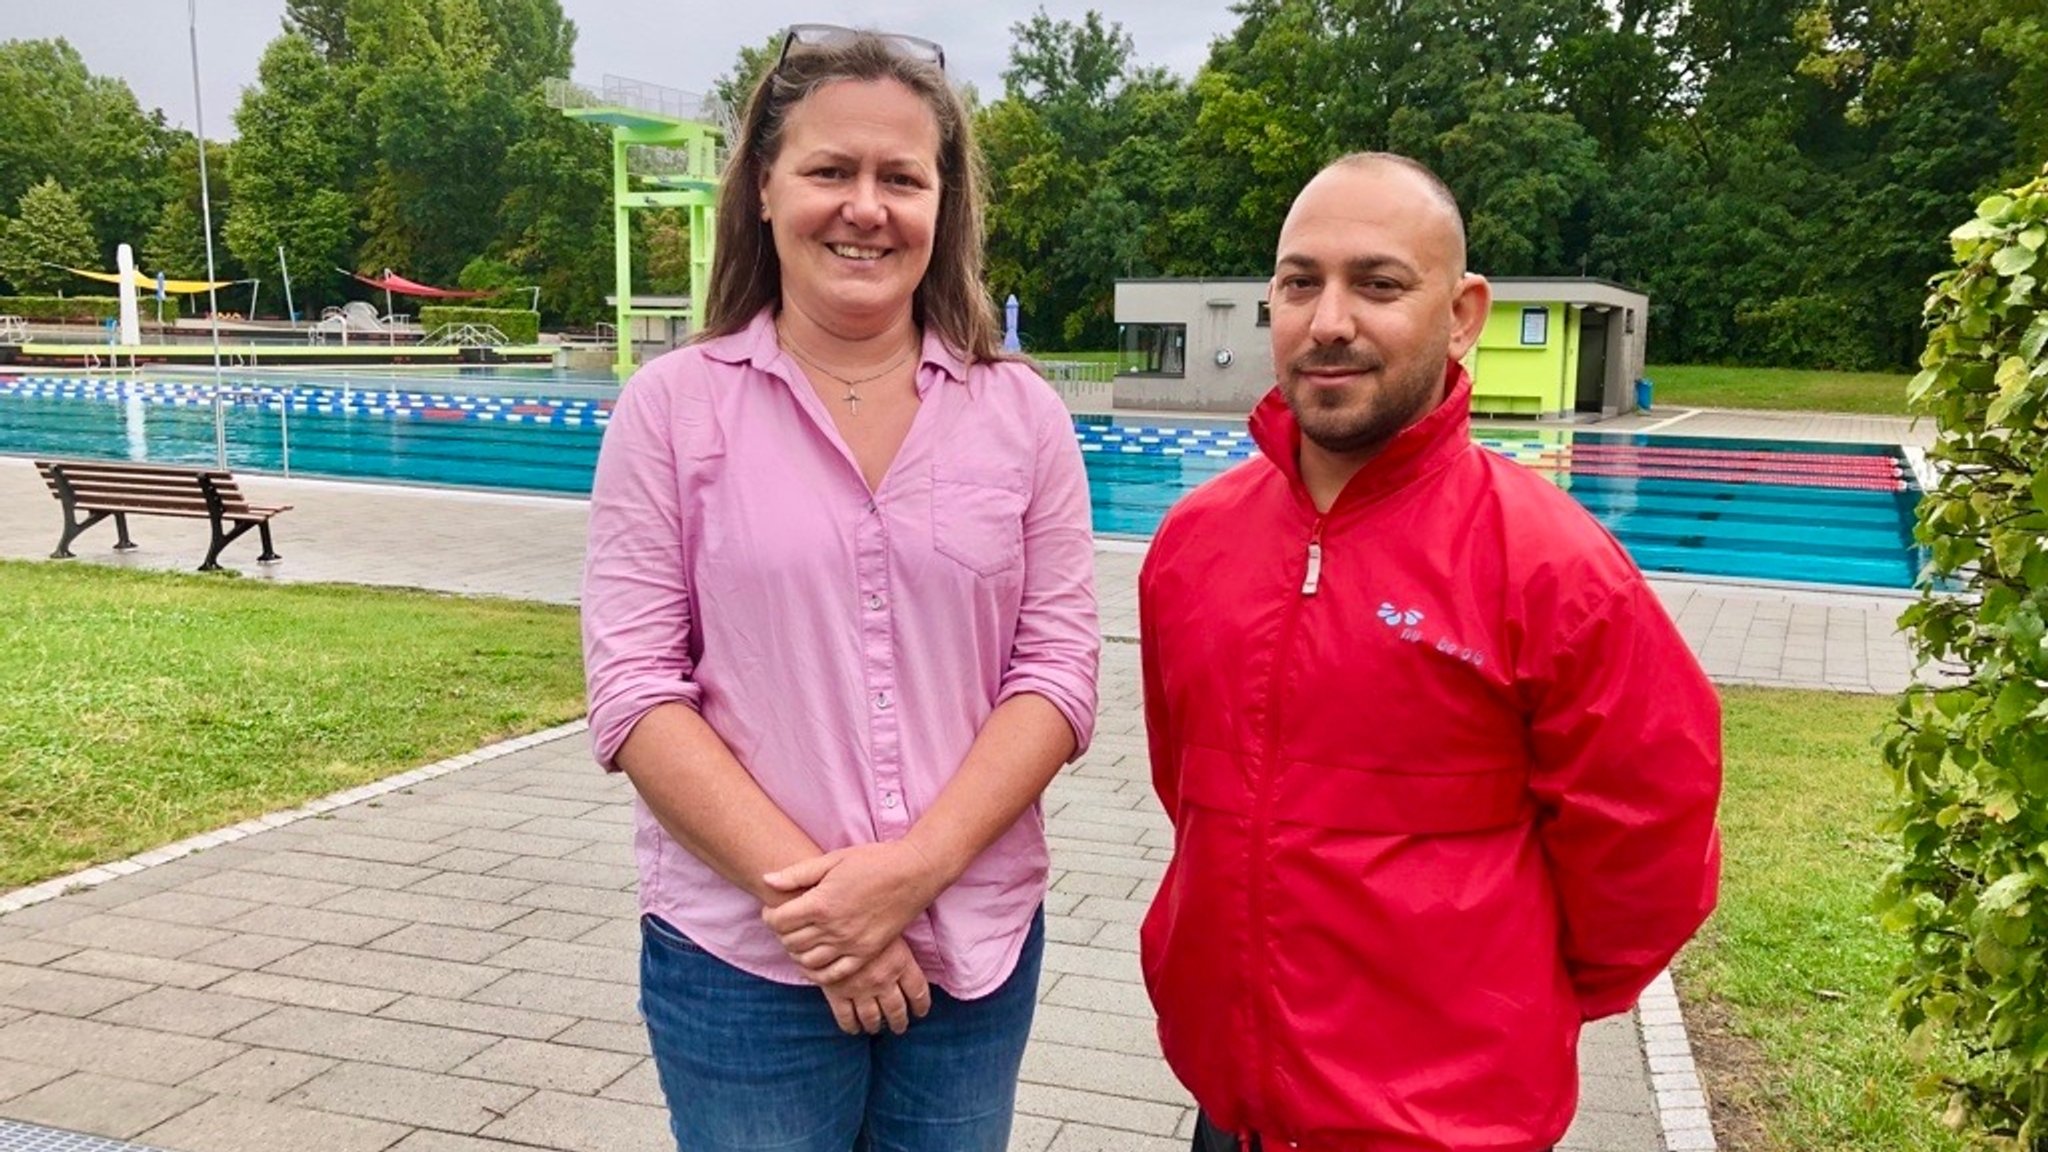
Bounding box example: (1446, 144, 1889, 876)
(190, 0, 227, 464)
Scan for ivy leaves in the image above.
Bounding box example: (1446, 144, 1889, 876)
(1884, 165, 2048, 1142)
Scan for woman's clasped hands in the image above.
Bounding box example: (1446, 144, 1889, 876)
(762, 838, 951, 1036)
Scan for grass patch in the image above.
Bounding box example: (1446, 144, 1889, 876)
(0, 560, 586, 888)
(1645, 364, 1916, 416)
(1681, 686, 1963, 1150)
(1032, 350, 1121, 366)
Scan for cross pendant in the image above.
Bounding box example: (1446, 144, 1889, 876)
(843, 388, 860, 415)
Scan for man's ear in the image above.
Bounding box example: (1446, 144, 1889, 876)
(1447, 274, 1492, 360)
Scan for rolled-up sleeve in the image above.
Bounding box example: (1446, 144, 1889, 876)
(994, 392, 1100, 759)
(581, 367, 702, 771)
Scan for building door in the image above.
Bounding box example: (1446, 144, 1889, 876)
(1575, 310, 1610, 414)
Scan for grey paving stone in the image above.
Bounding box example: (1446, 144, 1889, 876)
(477, 1090, 672, 1152)
(179, 1048, 337, 1102)
(0, 1058, 65, 1102)
(509, 884, 638, 918)
(0, 1071, 206, 1140)
(31, 914, 231, 960)
(0, 940, 81, 967)
(218, 906, 405, 947)
(139, 1093, 409, 1152)
(280, 1061, 532, 1133)
(438, 793, 596, 820)
(1015, 1082, 1188, 1135)
(568, 918, 639, 952)
(208, 970, 402, 1015)
(0, 1014, 242, 1085)
(597, 1060, 663, 1106)
(174, 868, 356, 906)
(1007, 1113, 1060, 1152)
(288, 831, 454, 866)
(450, 1037, 641, 1095)
(231, 852, 437, 892)
(376, 994, 576, 1042)
(1044, 1124, 1187, 1152)
(111, 891, 264, 928)
(0, 964, 150, 1018)
(401, 803, 538, 832)
(48, 949, 237, 992)
(1041, 942, 1144, 984)
(550, 1020, 651, 1058)
(91, 986, 276, 1039)
(416, 848, 520, 875)
(1020, 1042, 1189, 1106)
(175, 933, 311, 973)
(1027, 1004, 1166, 1058)
(403, 872, 540, 904)
(264, 942, 501, 999)
(223, 1005, 497, 1073)
(486, 938, 635, 985)
(468, 970, 640, 1025)
(486, 856, 636, 891)
(1042, 974, 1155, 1019)
(387, 1132, 537, 1152)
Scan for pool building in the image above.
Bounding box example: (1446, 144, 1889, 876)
(1112, 276, 1651, 418)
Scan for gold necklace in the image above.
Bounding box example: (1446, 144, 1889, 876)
(778, 328, 917, 417)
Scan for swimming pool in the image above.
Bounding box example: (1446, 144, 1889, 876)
(0, 373, 1923, 589)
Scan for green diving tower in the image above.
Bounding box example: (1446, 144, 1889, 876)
(546, 75, 730, 375)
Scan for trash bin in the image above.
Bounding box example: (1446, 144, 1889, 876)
(1634, 377, 1653, 412)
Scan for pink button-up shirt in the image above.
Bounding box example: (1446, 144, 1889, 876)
(582, 309, 1099, 998)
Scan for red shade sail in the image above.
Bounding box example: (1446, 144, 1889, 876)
(347, 269, 498, 300)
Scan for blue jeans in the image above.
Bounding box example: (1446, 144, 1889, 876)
(639, 909, 1044, 1152)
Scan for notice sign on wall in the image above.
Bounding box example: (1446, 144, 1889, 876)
(1520, 307, 1548, 346)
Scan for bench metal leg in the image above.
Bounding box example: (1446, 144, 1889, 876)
(256, 522, 281, 564)
(201, 517, 260, 572)
(53, 509, 111, 559)
(113, 512, 137, 552)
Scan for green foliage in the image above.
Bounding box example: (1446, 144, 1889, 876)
(419, 305, 539, 343)
(224, 33, 357, 314)
(1882, 165, 2048, 1144)
(0, 39, 177, 266)
(0, 179, 100, 295)
(0, 296, 179, 324)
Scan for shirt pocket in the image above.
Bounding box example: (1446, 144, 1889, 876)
(931, 459, 1029, 577)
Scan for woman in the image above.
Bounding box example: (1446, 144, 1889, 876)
(580, 24, 1099, 1152)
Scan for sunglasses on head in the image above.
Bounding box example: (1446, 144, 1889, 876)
(775, 23, 947, 74)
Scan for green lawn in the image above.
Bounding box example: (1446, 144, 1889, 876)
(1680, 686, 1963, 1150)
(1644, 364, 1916, 416)
(0, 561, 586, 888)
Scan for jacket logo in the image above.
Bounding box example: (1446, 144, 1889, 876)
(1377, 602, 1424, 628)
(1380, 601, 1487, 668)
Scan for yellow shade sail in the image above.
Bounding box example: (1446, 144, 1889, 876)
(65, 267, 239, 294)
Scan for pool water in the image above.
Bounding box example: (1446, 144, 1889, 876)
(0, 374, 1923, 590)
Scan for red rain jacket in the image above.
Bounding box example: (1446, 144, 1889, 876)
(1138, 367, 1722, 1151)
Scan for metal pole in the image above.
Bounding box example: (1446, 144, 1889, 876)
(190, 0, 226, 466)
(277, 245, 297, 328)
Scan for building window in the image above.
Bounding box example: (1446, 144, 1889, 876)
(1256, 301, 1271, 327)
(1519, 307, 1549, 346)
(1119, 323, 1187, 377)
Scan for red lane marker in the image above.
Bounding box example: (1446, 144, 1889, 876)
(511, 403, 556, 416)
(422, 407, 466, 420)
(1536, 460, 1905, 491)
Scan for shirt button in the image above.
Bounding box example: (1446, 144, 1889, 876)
(865, 593, 884, 611)
(882, 792, 900, 809)
(873, 691, 892, 710)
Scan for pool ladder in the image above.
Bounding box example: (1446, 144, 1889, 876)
(211, 387, 293, 479)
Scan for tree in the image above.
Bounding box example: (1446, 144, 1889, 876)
(143, 138, 238, 281)
(224, 33, 357, 312)
(0, 179, 99, 294)
(0, 39, 177, 264)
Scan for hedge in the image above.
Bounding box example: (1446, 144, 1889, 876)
(0, 295, 183, 325)
(419, 307, 540, 345)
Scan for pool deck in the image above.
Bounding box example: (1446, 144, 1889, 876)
(0, 407, 1928, 1152)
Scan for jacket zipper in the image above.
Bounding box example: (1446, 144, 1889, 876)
(1243, 514, 1326, 1132)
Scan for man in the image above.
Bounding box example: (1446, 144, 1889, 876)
(1137, 152, 1722, 1152)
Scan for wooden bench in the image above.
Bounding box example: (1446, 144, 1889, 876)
(35, 459, 291, 572)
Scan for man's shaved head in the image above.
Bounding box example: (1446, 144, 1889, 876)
(1319, 152, 1468, 277)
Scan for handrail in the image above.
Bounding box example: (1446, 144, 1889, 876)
(421, 322, 510, 348)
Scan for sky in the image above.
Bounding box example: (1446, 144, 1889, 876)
(8, 1, 1243, 137)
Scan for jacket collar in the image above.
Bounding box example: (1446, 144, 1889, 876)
(699, 307, 969, 392)
(1248, 361, 1475, 511)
